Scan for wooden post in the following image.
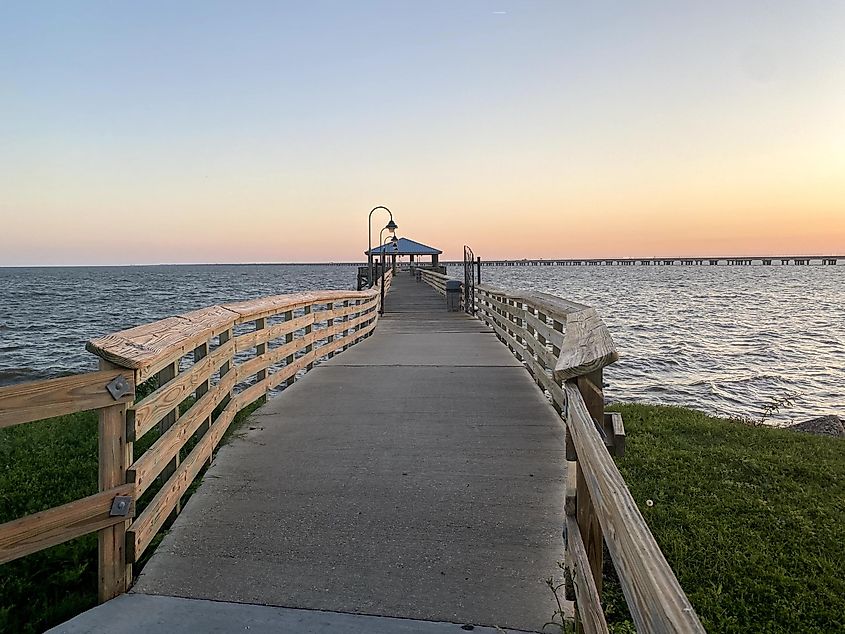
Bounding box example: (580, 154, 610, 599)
(476, 256, 481, 284)
(304, 305, 314, 371)
(254, 317, 266, 388)
(576, 369, 605, 597)
(156, 362, 180, 514)
(193, 341, 210, 444)
(97, 362, 130, 601)
(552, 319, 565, 416)
(342, 300, 350, 351)
(327, 302, 335, 359)
(216, 328, 233, 467)
(284, 310, 295, 387)
(534, 309, 547, 390)
(218, 329, 233, 408)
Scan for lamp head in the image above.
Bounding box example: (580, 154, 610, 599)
(385, 219, 398, 232)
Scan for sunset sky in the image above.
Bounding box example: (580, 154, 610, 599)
(1, 1, 843, 265)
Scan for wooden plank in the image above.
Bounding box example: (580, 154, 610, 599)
(0, 369, 135, 429)
(532, 363, 566, 413)
(215, 329, 233, 468)
(525, 336, 558, 373)
(565, 465, 578, 516)
(321, 301, 367, 321)
(342, 300, 350, 351)
(87, 316, 193, 373)
(128, 371, 237, 495)
(605, 412, 626, 457)
(563, 383, 706, 633)
(476, 284, 588, 319)
(87, 306, 239, 383)
(156, 362, 180, 508)
(325, 302, 335, 359)
(232, 376, 270, 411)
(577, 370, 605, 599)
(578, 374, 604, 412)
(565, 515, 610, 634)
(552, 318, 564, 356)
(524, 311, 564, 350)
(283, 309, 296, 388)
(233, 313, 313, 353)
(88, 293, 379, 381)
(486, 314, 526, 363)
(254, 318, 267, 386)
(0, 483, 134, 565)
(322, 320, 376, 358)
(98, 397, 129, 602)
(233, 331, 317, 383)
(303, 306, 314, 371)
(192, 341, 211, 456)
(554, 308, 619, 381)
(127, 402, 238, 562)
(131, 339, 234, 440)
(223, 290, 378, 324)
(576, 459, 603, 595)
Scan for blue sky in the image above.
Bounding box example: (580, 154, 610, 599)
(1, 1, 843, 264)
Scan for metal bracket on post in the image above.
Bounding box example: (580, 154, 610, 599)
(106, 375, 132, 400)
(109, 496, 133, 517)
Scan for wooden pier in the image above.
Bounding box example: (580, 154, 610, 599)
(1, 267, 705, 633)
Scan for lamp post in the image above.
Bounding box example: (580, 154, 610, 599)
(368, 206, 397, 288)
(377, 224, 398, 284)
(378, 234, 400, 315)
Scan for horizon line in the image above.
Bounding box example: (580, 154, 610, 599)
(1, 254, 844, 268)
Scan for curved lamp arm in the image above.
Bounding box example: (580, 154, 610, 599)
(368, 206, 394, 288)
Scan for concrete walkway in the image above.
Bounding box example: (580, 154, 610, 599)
(57, 274, 567, 633)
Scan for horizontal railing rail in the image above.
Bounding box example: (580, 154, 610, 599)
(0, 269, 392, 603)
(0, 370, 136, 601)
(416, 267, 449, 296)
(417, 271, 704, 632)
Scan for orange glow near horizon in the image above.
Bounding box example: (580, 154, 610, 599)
(1, 3, 844, 266)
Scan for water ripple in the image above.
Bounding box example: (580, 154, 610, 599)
(1, 264, 843, 424)
(456, 264, 845, 423)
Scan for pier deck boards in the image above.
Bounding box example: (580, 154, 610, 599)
(56, 274, 567, 633)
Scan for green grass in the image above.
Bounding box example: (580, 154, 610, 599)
(0, 398, 263, 634)
(603, 404, 845, 633)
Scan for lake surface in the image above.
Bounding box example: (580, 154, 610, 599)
(1, 264, 843, 423)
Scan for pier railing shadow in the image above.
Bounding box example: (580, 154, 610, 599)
(417, 267, 705, 634)
(0, 270, 392, 603)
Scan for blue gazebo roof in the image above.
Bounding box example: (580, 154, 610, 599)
(366, 237, 442, 256)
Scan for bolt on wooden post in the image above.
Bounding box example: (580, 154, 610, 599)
(97, 360, 131, 602)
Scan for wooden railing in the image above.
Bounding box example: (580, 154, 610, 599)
(416, 267, 449, 297)
(418, 273, 705, 632)
(0, 370, 136, 601)
(0, 270, 392, 602)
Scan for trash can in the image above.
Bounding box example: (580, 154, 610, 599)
(446, 280, 462, 312)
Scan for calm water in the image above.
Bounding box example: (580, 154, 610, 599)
(450, 264, 844, 424)
(1, 264, 843, 423)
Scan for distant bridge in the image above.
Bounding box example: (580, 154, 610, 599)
(308, 255, 844, 267)
(442, 256, 844, 267)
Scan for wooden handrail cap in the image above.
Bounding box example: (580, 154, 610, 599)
(554, 307, 619, 380)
